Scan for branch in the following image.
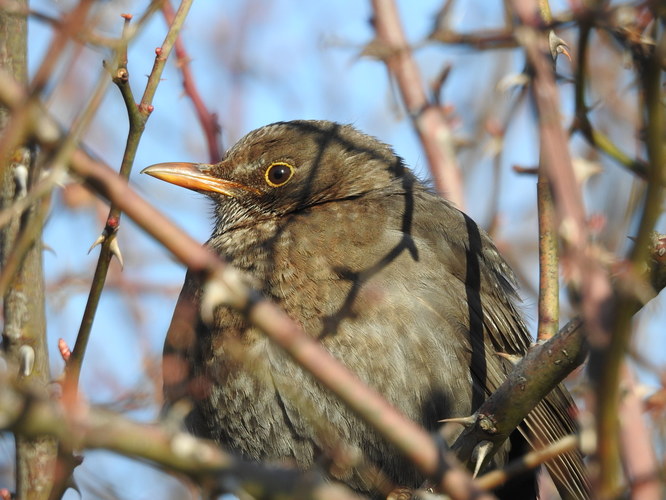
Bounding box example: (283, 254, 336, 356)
(162, 0, 223, 163)
(0, 372, 363, 500)
(369, 0, 464, 208)
(589, 23, 665, 497)
(450, 317, 587, 464)
(450, 227, 666, 494)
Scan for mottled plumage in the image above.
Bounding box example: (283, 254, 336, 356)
(144, 120, 588, 499)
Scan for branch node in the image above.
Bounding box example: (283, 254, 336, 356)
(58, 338, 71, 363)
(477, 415, 497, 435)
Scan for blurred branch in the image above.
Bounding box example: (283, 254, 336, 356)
(476, 435, 579, 491)
(571, 15, 651, 180)
(589, 23, 665, 497)
(162, 0, 223, 163)
(0, 1, 57, 498)
(429, 28, 518, 49)
(618, 366, 663, 499)
(0, 371, 363, 500)
(0, 38, 114, 297)
(369, 0, 464, 208)
(0, 0, 162, 50)
(0, 0, 93, 192)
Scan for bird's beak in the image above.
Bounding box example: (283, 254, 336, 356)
(141, 162, 258, 197)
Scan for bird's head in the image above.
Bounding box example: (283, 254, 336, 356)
(142, 120, 408, 232)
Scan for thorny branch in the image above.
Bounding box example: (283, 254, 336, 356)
(66, 0, 193, 392)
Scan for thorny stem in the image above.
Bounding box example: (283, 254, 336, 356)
(67, 0, 193, 391)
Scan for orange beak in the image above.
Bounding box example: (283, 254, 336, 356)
(141, 162, 259, 197)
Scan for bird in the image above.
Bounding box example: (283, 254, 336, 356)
(142, 120, 588, 499)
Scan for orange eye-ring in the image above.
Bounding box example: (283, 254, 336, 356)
(265, 162, 295, 187)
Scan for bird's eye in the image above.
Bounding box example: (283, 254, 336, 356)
(265, 162, 295, 187)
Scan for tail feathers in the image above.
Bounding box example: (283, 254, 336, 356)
(519, 386, 590, 500)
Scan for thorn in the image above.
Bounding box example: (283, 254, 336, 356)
(496, 351, 523, 365)
(549, 31, 572, 63)
(438, 414, 477, 427)
(42, 243, 56, 256)
(472, 440, 493, 478)
(88, 233, 105, 254)
(18, 345, 35, 377)
(58, 338, 71, 363)
(108, 234, 124, 269)
(14, 164, 29, 198)
(201, 269, 248, 323)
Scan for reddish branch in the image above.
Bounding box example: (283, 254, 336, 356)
(161, 1, 223, 163)
(369, 0, 464, 208)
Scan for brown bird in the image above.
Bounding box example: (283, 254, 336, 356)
(143, 120, 588, 499)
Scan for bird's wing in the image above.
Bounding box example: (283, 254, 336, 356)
(412, 192, 589, 499)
